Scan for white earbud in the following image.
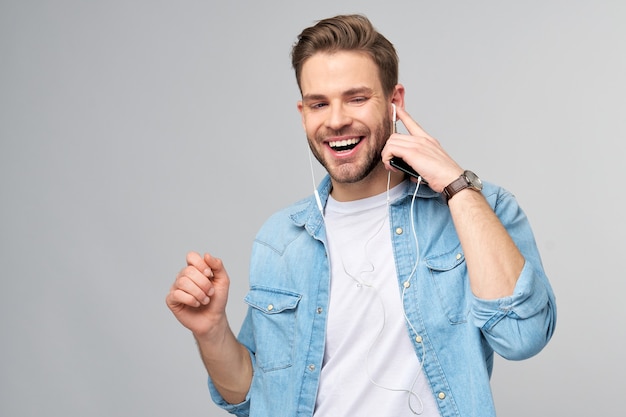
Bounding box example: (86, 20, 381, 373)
(391, 103, 397, 123)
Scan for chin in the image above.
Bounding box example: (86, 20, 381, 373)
(328, 163, 373, 184)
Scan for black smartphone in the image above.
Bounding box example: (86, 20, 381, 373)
(390, 157, 422, 180)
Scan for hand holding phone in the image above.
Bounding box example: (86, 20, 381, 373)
(389, 104, 425, 181)
(389, 157, 421, 179)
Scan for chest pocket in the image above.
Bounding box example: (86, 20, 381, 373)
(244, 286, 302, 372)
(425, 248, 470, 324)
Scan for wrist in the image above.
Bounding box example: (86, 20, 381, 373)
(193, 314, 230, 344)
(442, 170, 483, 204)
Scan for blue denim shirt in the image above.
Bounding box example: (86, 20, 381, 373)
(209, 176, 556, 417)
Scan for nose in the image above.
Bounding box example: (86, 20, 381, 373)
(325, 103, 352, 131)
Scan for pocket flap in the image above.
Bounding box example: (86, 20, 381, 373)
(424, 245, 465, 271)
(244, 286, 302, 314)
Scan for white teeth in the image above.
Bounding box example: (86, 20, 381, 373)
(329, 138, 360, 148)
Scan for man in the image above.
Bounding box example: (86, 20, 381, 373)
(166, 14, 556, 417)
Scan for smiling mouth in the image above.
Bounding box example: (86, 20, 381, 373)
(328, 137, 362, 152)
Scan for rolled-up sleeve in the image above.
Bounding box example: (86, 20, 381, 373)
(471, 187, 557, 360)
(472, 260, 556, 360)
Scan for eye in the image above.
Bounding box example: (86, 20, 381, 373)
(350, 96, 368, 105)
(309, 102, 328, 110)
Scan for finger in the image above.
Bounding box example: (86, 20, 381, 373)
(382, 131, 424, 162)
(167, 287, 206, 308)
(186, 251, 213, 278)
(204, 253, 226, 278)
(395, 106, 437, 143)
(174, 272, 212, 305)
(178, 264, 214, 293)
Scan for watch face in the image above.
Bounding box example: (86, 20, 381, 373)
(464, 170, 483, 190)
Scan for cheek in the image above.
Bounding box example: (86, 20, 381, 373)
(302, 113, 323, 137)
(374, 119, 392, 148)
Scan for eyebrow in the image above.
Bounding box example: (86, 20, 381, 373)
(302, 86, 374, 103)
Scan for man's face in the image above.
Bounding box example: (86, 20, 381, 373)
(298, 51, 392, 185)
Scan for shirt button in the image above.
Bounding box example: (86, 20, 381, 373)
(395, 227, 403, 235)
(308, 364, 316, 371)
(438, 392, 446, 400)
(456, 253, 462, 260)
(267, 304, 274, 311)
(317, 307, 323, 314)
(415, 335, 423, 343)
(403, 281, 410, 288)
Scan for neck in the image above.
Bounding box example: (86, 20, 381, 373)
(330, 166, 405, 202)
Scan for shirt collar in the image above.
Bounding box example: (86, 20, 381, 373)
(290, 175, 440, 232)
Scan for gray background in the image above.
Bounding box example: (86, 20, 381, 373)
(1, 1, 624, 416)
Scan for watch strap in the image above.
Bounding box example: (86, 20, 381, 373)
(442, 175, 470, 203)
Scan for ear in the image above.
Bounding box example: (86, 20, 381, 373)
(390, 84, 406, 110)
(297, 101, 306, 130)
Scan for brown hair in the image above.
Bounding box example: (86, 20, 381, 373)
(291, 14, 399, 97)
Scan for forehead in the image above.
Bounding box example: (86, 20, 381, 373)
(300, 51, 383, 97)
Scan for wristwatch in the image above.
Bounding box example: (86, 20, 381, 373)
(442, 170, 483, 204)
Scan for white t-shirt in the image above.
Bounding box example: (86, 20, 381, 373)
(314, 184, 441, 417)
